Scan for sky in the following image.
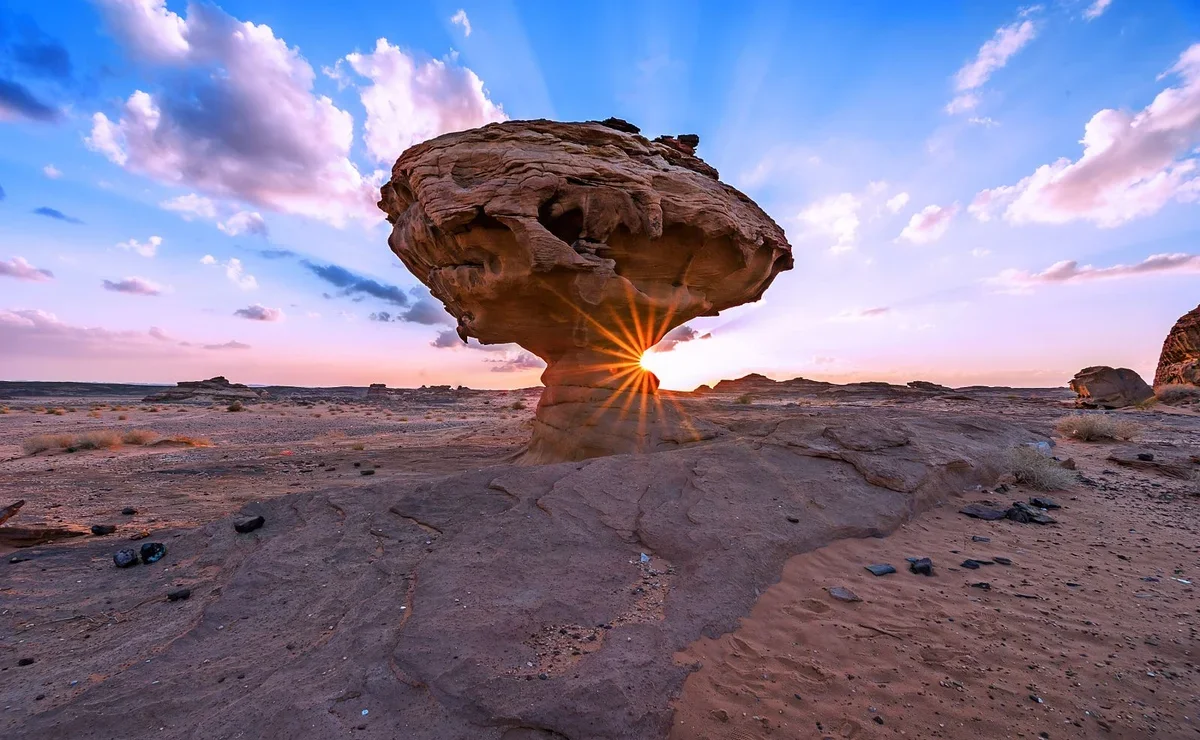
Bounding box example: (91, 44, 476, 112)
(2, 0, 1199, 390)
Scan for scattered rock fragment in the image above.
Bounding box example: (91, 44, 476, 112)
(139, 542, 166, 564)
(114, 548, 139, 568)
(960, 503, 1007, 520)
(970, 582, 991, 590)
(1028, 496, 1060, 510)
(234, 515, 265, 534)
(993, 556, 1012, 566)
(1136, 452, 1154, 461)
(167, 588, 191, 602)
(864, 564, 895, 576)
(90, 524, 117, 536)
(827, 586, 861, 603)
(121, 507, 137, 516)
(971, 535, 991, 543)
(1006, 502, 1056, 525)
(0, 499, 25, 526)
(18, 657, 35, 666)
(907, 557, 933, 576)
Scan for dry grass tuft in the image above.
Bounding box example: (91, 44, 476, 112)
(22, 434, 75, 454)
(735, 394, 753, 405)
(1055, 414, 1139, 442)
(165, 435, 213, 447)
(87, 410, 102, 418)
(122, 429, 159, 445)
(1007, 446, 1074, 491)
(1156, 383, 1200, 405)
(46, 407, 65, 416)
(227, 400, 245, 412)
(75, 430, 122, 449)
(351, 442, 366, 451)
(511, 400, 527, 411)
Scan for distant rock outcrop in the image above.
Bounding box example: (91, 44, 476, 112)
(707, 374, 831, 394)
(1068, 366, 1153, 409)
(908, 380, 952, 393)
(1155, 303, 1200, 387)
(143, 376, 267, 404)
(366, 383, 388, 398)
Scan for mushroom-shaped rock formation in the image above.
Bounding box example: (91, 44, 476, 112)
(1155, 303, 1200, 387)
(379, 119, 793, 462)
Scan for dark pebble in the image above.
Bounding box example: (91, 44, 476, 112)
(865, 564, 896, 576)
(90, 524, 117, 536)
(18, 658, 34, 666)
(35, 694, 44, 701)
(828, 586, 861, 602)
(961, 560, 981, 570)
(167, 588, 191, 602)
(970, 582, 991, 590)
(234, 515, 265, 534)
(1136, 452, 1154, 461)
(993, 556, 1012, 566)
(121, 507, 137, 516)
(1028, 496, 1060, 510)
(873, 716, 885, 725)
(971, 535, 991, 543)
(908, 557, 933, 576)
(10, 555, 31, 564)
(360, 469, 375, 476)
(786, 516, 799, 523)
(960, 503, 1007, 521)
(113, 548, 139, 568)
(139, 542, 166, 564)
(538, 673, 549, 680)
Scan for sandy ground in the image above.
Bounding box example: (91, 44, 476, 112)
(671, 436, 1200, 739)
(0, 382, 1197, 738)
(0, 390, 538, 535)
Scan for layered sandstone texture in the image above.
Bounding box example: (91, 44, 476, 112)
(378, 119, 793, 462)
(1155, 303, 1200, 387)
(142, 376, 267, 404)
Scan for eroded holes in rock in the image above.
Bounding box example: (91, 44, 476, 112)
(538, 201, 584, 246)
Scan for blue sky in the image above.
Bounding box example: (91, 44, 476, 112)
(2, 0, 1199, 389)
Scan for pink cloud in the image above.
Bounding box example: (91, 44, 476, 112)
(970, 43, 1200, 226)
(0, 256, 54, 282)
(989, 252, 1200, 292)
(898, 203, 959, 244)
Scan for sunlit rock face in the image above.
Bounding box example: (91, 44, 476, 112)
(378, 118, 793, 462)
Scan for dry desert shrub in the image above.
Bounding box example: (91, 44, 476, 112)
(22, 434, 75, 454)
(351, 442, 366, 451)
(117, 414, 128, 421)
(735, 394, 753, 405)
(511, 400, 527, 411)
(46, 408, 65, 416)
(1055, 414, 1139, 442)
(87, 410, 102, 418)
(146, 406, 159, 413)
(1007, 446, 1074, 491)
(75, 430, 122, 449)
(227, 401, 245, 412)
(122, 429, 159, 445)
(1156, 384, 1200, 405)
(0, 406, 8, 414)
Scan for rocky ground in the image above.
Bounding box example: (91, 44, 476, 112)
(0, 380, 1196, 739)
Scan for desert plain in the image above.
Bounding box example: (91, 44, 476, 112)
(0, 376, 1196, 739)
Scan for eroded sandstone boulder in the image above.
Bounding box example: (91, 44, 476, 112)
(1068, 366, 1153, 409)
(378, 119, 793, 462)
(142, 376, 266, 404)
(1155, 303, 1200, 387)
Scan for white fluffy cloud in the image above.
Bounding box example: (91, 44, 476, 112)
(451, 9, 471, 37)
(946, 16, 1037, 114)
(88, 0, 378, 226)
(160, 193, 217, 220)
(117, 235, 162, 258)
(799, 193, 862, 254)
(42, 164, 62, 179)
(218, 211, 268, 237)
(970, 44, 1200, 227)
(340, 38, 506, 163)
(885, 192, 910, 214)
(1083, 0, 1113, 21)
(990, 252, 1200, 292)
(201, 255, 257, 289)
(898, 203, 959, 244)
(0, 256, 54, 282)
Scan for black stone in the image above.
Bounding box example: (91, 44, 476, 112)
(1028, 496, 1060, 510)
(139, 542, 166, 564)
(865, 564, 896, 576)
(121, 507, 137, 516)
(993, 556, 1012, 566)
(970, 582, 991, 590)
(786, 516, 799, 523)
(873, 716, 885, 725)
(113, 548, 139, 568)
(1006, 502, 1056, 525)
(960, 503, 1007, 520)
(360, 469, 375, 476)
(598, 117, 640, 134)
(961, 559, 981, 570)
(90, 524, 116, 536)
(167, 588, 191, 602)
(971, 535, 991, 543)
(908, 557, 933, 576)
(678, 133, 700, 148)
(234, 515, 265, 534)
(1136, 452, 1154, 461)
(18, 658, 34, 666)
